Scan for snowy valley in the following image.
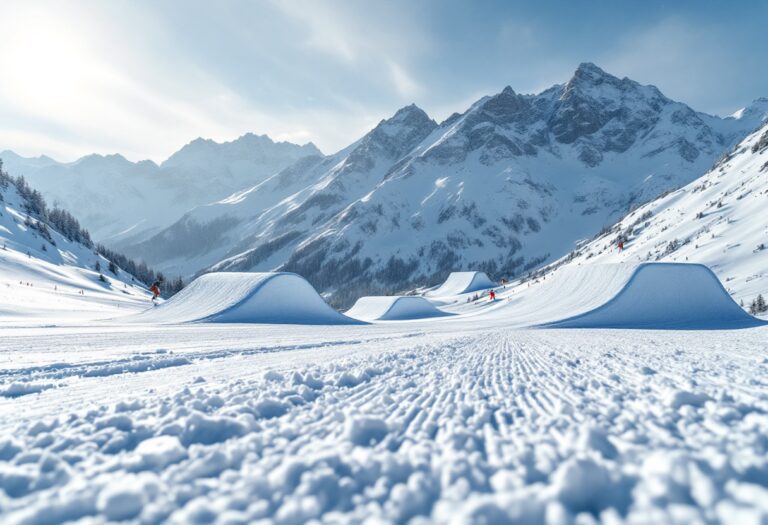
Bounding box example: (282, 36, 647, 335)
(112, 64, 768, 306)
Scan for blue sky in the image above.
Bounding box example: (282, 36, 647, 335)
(0, 0, 766, 162)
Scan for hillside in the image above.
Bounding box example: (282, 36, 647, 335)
(0, 166, 157, 325)
(537, 121, 768, 310)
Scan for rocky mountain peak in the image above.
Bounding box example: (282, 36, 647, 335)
(353, 105, 437, 161)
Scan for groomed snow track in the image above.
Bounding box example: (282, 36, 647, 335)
(491, 262, 764, 329)
(426, 271, 496, 297)
(345, 296, 453, 321)
(130, 272, 360, 325)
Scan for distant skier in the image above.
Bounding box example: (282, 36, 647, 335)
(150, 281, 161, 303)
(617, 241, 624, 252)
(489, 290, 496, 301)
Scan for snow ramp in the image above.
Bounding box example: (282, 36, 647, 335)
(131, 272, 360, 325)
(492, 263, 763, 329)
(345, 296, 453, 321)
(426, 271, 496, 297)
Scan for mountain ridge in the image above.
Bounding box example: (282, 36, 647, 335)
(129, 63, 767, 307)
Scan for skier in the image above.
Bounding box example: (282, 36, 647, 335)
(618, 241, 624, 252)
(489, 290, 496, 301)
(150, 281, 161, 303)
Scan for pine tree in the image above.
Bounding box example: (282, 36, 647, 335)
(757, 294, 767, 314)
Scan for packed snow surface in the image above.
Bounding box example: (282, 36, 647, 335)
(345, 296, 453, 321)
(1, 319, 768, 523)
(426, 271, 497, 298)
(130, 272, 358, 325)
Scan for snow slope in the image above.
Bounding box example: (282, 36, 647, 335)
(130, 272, 358, 325)
(0, 181, 152, 326)
(545, 121, 768, 309)
(433, 262, 763, 329)
(539, 263, 762, 329)
(426, 271, 497, 298)
(150, 64, 768, 307)
(345, 296, 452, 321)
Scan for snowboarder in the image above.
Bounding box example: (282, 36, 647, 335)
(150, 281, 161, 302)
(489, 290, 496, 301)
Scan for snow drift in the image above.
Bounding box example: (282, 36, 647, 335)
(494, 263, 763, 329)
(426, 271, 497, 297)
(130, 272, 359, 324)
(345, 296, 453, 321)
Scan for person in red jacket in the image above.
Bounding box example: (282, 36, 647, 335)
(489, 290, 496, 301)
(150, 281, 161, 302)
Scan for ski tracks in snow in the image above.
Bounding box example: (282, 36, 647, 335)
(0, 328, 768, 523)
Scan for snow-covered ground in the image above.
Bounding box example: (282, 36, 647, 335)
(551, 122, 768, 308)
(1, 318, 768, 524)
(0, 183, 152, 326)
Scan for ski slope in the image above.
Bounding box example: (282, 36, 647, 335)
(0, 182, 152, 326)
(437, 263, 762, 330)
(1, 319, 767, 523)
(345, 296, 453, 321)
(540, 263, 762, 329)
(130, 272, 359, 325)
(547, 122, 768, 309)
(426, 271, 497, 298)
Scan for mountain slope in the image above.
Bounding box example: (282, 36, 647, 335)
(538, 121, 768, 309)
(0, 167, 155, 324)
(143, 63, 766, 306)
(0, 134, 320, 244)
(124, 105, 438, 276)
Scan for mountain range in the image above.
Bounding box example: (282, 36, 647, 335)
(0, 134, 320, 243)
(3, 63, 767, 306)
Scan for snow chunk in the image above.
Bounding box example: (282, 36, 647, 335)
(254, 398, 290, 419)
(551, 457, 614, 514)
(578, 425, 618, 459)
(98, 479, 146, 521)
(346, 416, 389, 447)
(666, 390, 712, 409)
(132, 436, 187, 470)
(0, 382, 55, 398)
(180, 412, 249, 445)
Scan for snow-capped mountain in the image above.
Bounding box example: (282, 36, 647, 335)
(0, 134, 320, 243)
(539, 120, 768, 309)
(0, 168, 154, 324)
(136, 63, 766, 306)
